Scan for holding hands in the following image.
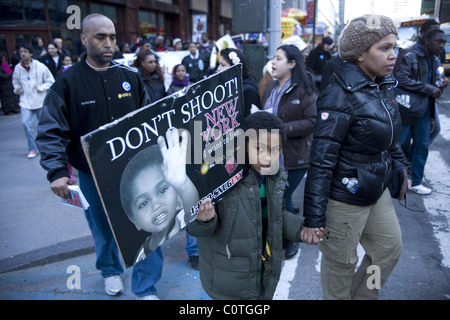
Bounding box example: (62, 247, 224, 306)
(301, 227, 325, 245)
(197, 197, 325, 246)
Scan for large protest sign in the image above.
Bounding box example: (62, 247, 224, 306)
(81, 65, 247, 268)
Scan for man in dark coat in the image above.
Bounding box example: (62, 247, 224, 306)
(306, 36, 334, 87)
(0, 53, 20, 114)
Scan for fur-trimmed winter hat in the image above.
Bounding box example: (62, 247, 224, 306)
(338, 14, 397, 62)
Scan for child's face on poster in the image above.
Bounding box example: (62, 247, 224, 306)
(129, 165, 180, 233)
(248, 131, 281, 176)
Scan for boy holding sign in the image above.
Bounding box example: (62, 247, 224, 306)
(187, 112, 323, 300)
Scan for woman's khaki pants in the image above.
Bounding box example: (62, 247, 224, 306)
(319, 189, 402, 300)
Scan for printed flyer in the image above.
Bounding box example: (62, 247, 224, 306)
(81, 65, 247, 267)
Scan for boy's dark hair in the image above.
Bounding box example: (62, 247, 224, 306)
(245, 111, 286, 145)
(19, 44, 34, 56)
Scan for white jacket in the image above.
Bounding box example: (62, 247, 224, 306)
(12, 59, 54, 110)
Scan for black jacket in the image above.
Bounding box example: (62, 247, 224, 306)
(242, 77, 260, 118)
(182, 53, 206, 83)
(305, 44, 332, 76)
(39, 54, 63, 78)
(303, 61, 410, 228)
(137, 68, 166, 103)
(36, 60, 149, 182)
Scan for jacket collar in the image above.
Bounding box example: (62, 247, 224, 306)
(81, 59, 118, 77)
(244, 167, 285, 186)
(267, 79, 299, 95)
(334, 61, 397, 92)
(412, 43, 427, 58)
(285, 82, 298, 94)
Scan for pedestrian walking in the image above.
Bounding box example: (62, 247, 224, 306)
(261, 44, 317, 259)
(132, 50, 166, 102)
(394, 29, 447, 195)
(12, 44, 54, 159)
(167, 64, 191, 95)
(301, 14, 412, 300)
(55, 54, 73, 79)
(305, 36, 334, 88)
(182, 42, 206, 84)
(393, 20, 441, 154)
(217, 48, 260, 117)
(172, 38, 183, 51)
(39, 42, 63, 78)
(0, 53, 20, 115)
(187, 111, 323, 300)
(258, 35, 308, 103)
(35, 14, 160, 299)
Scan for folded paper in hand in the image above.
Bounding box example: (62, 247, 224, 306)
(59, 185, 90, 210)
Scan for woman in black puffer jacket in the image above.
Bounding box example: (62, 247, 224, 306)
(301, 14, 411, 300)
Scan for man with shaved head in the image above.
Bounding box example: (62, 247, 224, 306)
(81, 14, 116, 68)
(36, 14, 158, 299)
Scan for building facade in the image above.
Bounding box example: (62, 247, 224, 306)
(0, 0, 232, 62)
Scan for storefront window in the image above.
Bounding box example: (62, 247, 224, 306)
(90, 3, 117, 22)
(158, 13, 165, 34)
(0, 0, 47, 28)
(51, 29, 84, 60)
(47, 1, 86, 59)
(47, 0, 70, 28)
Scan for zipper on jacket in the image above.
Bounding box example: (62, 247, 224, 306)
(226, 243, 233, 259)
(380, 98, 393, 181)
(380, 99, 394, 148)
(374, 82, 395, 149)
(374, 83, 394, 181)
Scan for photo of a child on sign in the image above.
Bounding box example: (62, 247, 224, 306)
(120, 128, 198, 263)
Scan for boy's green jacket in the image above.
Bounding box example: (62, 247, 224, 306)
(187, 168, 304, 300)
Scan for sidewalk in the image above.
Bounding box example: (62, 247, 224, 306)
(0, 113, 209, 299)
